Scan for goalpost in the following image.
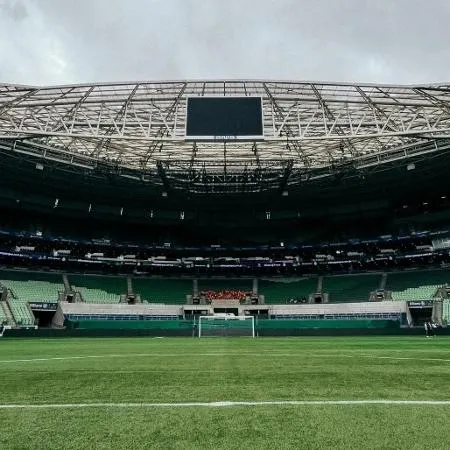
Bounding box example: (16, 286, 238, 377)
(198, 315, 255, 338)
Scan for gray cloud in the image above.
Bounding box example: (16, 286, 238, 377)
(0, 0, 449, 85)
(0, 0, 27, 21)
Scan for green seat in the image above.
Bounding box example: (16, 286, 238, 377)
(7, 298, 34, 326)
(0, 270, 63, 302)
(68, 275, 126, 304)
(198, 279, 252, 293)
(259, 278, 318, 304)
(132, 278, 192, 304)
(323, 274, 381, 303)
(391, 285, 439, 301)
(386, 270, 449, 301)
(0, 270, 64, 326)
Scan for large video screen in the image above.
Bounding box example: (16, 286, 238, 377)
(186, 97, 263, 140)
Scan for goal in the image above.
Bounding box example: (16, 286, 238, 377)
(198, 315, 255, 337)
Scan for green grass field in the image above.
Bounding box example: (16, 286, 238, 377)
(1, 336, 450, 449)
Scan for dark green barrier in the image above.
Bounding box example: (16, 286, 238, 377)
(67, 319, 194, 331)
(66, 318, 398, 332)
(8, 317, 446, 338)
(66, 319, 400, 336)
(3, 324, 450, 338)
(3, 328, 192, 338)
(60, 317, 401, 337)
(256, 319, 399, 330)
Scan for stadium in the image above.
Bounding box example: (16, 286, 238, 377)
(1, 80, 450, 448)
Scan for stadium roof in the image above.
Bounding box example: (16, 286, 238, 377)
(1, 80, 450, 193)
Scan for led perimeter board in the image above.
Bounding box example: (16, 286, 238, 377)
(186, 97, 263, 140)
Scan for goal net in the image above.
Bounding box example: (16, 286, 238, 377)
(198, 315, 255, 337)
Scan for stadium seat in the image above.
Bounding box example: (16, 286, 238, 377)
(7, 298, 34, 326)
(198, 279, 253, 301)
(390, 286, 439, 301)
(323, 274, 381, 303)
(0, 270, 64, 326)
(386, 270, 449, 301)
(0, 270, 63, 302)
(132, 278, 192, 304)
(198, 279, 252, 292)
(68, 275, 126, 304)
(258, 278, 318, 304)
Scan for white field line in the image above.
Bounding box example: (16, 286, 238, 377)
(0, 353, 297, 363)
(360, 355, 450, 362)
(0, 400, 450, 409)
(0, 353, 341, 363)
(1, 352, 450, 364)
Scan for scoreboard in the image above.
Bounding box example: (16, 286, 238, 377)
(186, 97, 263, 140)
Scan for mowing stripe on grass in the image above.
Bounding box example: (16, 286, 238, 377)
(1, 353, 450, 364)
(0, 353, 328, 363)
(0, 400, 450, 409)
(0, 353, 242, 363)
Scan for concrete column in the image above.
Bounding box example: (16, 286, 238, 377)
(252, 278, 258, 296)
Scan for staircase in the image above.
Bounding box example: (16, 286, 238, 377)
(380, 273, 388, 290)
(127, 277, 133, 296)
(62, 274, 71, 292)
(433, 299, 444, 325)
(317, 277, 323, 293)
(1, 301, 16, 327)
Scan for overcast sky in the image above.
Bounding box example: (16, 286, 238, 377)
(1, 0, 449, 86)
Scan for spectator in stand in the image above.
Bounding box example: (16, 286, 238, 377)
(201, 290, 250, 301)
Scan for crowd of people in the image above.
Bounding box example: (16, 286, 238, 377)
(201, 290, 251, 301)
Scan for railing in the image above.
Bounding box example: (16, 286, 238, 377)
(272, 313, 402, 320)
(66, 314, 182, 321)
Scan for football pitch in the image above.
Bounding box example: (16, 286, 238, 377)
(1, 336, 450, 450)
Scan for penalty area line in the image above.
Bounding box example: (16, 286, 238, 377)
(0, 400, 450, 409)
(2, 353, 450, 364)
